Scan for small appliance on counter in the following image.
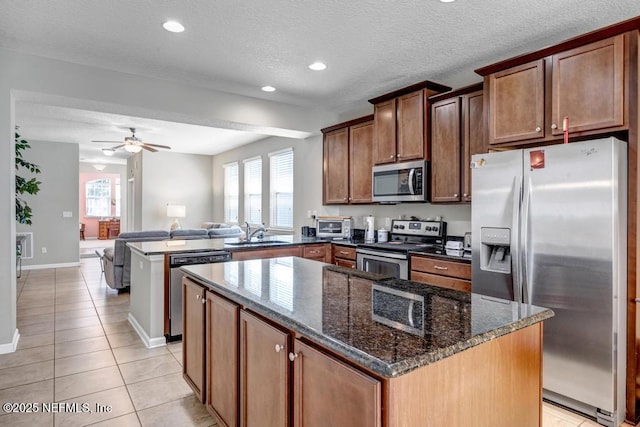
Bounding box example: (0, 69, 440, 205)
(377, 228, 388, 243)
(316, 216, 352, 240)
(301, 226, 316, 237)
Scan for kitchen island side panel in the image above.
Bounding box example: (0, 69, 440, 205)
(385, 323, 542, 427)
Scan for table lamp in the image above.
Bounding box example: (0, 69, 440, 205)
(166, 204, 186, 231)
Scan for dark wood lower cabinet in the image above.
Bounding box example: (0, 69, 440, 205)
(292, 339, 381, 427)
(183, 277, 206, 402)
(239, 310, 290, 427)
(205, 292, 239, 427)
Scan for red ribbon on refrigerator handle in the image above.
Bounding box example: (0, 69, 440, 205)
(563, 116, 569, 144)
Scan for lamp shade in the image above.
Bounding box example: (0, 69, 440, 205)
(166, 204, 186, 218)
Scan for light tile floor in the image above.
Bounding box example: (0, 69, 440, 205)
(0, 259, 627, 426)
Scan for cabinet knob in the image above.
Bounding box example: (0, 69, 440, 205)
(463, 193, 468, 197)
(201, 298, 206, 305)
(196, 295, 201, 300)
(551, 123, 558, 130)
(348, 197, 352, 201)
(275, 344, 284, 353)
(389, 155, 394, 159)
(288, 352, 299, 362)
(453, 194, 458, 198)
(535, 127, 541, 132)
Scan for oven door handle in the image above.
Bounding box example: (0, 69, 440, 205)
(356, 248, 408, 260)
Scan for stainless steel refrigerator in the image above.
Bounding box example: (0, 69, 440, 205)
(471, 137, 627, 426)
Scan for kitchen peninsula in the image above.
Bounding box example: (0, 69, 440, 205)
(181, 257, 553, 426)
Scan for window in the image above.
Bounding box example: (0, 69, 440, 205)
(269, 148, 293, 229)
(224, 162, 239, 223)
(244, 157, 262, 225)
(85, 178, 111, 217)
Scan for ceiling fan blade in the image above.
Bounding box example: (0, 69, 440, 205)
(141, 145, 158, 153)
(110, 144, 126, 150)
(91, 140, 123, 143)
(143, 143, 172, 150)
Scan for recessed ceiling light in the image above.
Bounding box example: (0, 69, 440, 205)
(163, 20, 185, 33)
(440, 0, 455, 3)
(309, 62, 327, 71)
(261, 86, 276, 92)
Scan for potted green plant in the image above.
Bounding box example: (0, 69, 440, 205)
(15, 130, 41, 225)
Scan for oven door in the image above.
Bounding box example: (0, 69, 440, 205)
(356, 248, 408, 279)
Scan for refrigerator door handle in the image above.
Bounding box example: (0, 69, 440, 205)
(521, 175, 532, 304)
(511, 176, 522, 303)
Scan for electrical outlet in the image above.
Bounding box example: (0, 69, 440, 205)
(307, 210, 311, 219)
(312, 210, 317, 217)
(41, 247, 47, 254)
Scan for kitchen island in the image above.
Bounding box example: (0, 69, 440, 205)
(181, 257, 553, 426)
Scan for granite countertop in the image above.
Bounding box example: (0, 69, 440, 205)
(181, 257, 553, 378)
(127, 235, 339, 256)
(409, 247, 472, 263)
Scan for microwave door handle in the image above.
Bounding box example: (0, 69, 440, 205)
(408, 169, 416, 195)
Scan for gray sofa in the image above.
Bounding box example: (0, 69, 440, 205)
(103, 230, 170, 291)
(103, 225, 243, 291)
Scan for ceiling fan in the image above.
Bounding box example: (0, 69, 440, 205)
(92, 127, 171, 153)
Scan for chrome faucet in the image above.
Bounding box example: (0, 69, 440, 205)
(245, 222, 267, 241)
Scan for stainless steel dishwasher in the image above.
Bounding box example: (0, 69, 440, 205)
(168, 250, 231, 341)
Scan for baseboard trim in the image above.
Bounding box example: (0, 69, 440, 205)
(128, 313, 166, 349)
(23, 262, 81, 270)
(0, 329, 20, 354)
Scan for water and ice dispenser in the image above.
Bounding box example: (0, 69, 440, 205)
(480, 227, 511, 273)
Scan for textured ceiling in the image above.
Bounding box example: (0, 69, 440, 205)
(2, 0, 640, 161)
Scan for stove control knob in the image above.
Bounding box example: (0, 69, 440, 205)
(398, 225, 405, 229)
(433, 227, 439, 233)
(393, 225, 399, 229)
(425, 226, 432, 231)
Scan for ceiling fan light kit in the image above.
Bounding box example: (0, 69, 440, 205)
(92, 127, 171, 154)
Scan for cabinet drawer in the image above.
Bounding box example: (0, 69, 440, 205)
(332, 245, 356, 261)
(410, 256, 471, 280)
(335, 258, 356, 269)
(303, 245, 328, 259)
(410, 271, 471, 293)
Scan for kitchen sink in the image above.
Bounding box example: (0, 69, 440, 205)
(225, 240, 289, 246)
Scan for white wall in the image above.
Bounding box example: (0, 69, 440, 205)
(140, 150, 214, 230)
(16, 140, 80, 267)
(212, 135, 324, 232)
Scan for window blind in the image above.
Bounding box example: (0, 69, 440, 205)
(223, 162, 239, 223)
(244, 157, 262, 225)
(269, 149, 293, 229)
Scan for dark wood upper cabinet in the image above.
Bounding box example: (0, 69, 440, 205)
(429, 85, 483, 204)
(484, 34, 627, 148)
(322, 115, 374, 205)
(431, 97, 461, 203)
(369, 81, 451, 165)
(551, 34, 625, 135)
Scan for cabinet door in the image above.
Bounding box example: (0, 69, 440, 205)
(396, 90, 425, 161)
(373, 99, 397, 164)
(431, 97, 461, 203)
(240, 311, 289, 427)
(349, 121, 374, 203)
(292, 340, 381, 427)
(461, 91, 484, 202)
(206, 292, 239, 427)
(323, 128, 349, 204)
(551, 35, 625, 135)
(183, 277, 205, 402)
(489, 59, 545, 145)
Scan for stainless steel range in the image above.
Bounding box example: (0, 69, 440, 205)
(356, 219, 446, 279)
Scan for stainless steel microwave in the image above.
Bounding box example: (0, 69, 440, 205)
(372, 160, 428, 203)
